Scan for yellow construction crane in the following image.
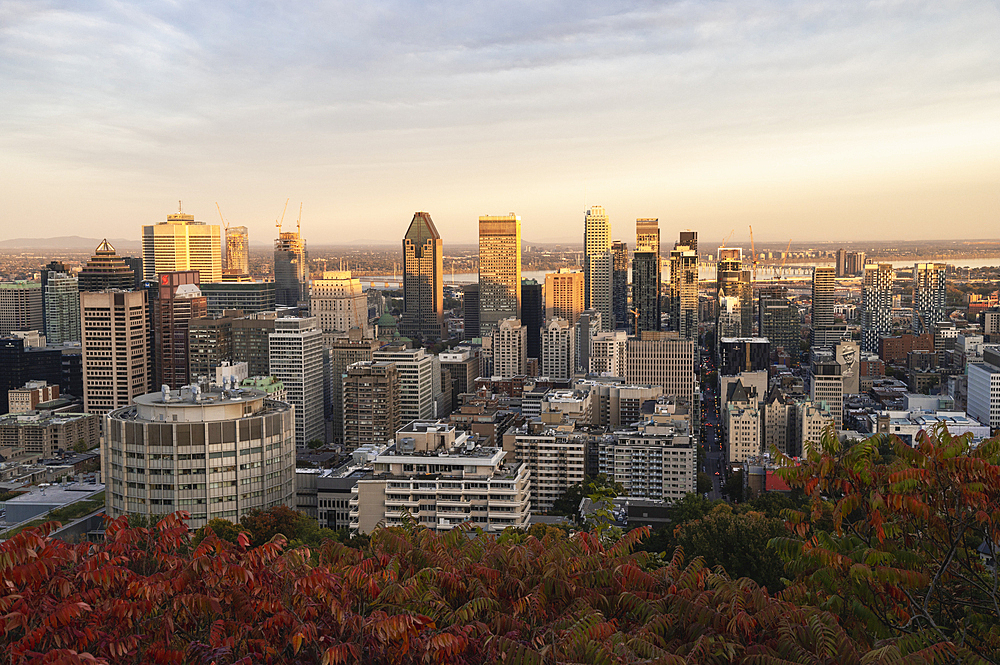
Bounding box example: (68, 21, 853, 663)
(630, 308, 640, 337)
(296, 202, 303, 234)
(748, 225, 758, 283)
(215, 202, 230, 231)
(720, 229, 734, 249)
(275, 198, 290, 232)
(778, 239, 791, 281)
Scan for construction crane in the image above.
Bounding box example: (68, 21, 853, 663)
(629, 308, 640, 337)
(296, 202, 303, 234)
(748, 225, 758, 283)
(215, 202, 230, 231)
(720, 229, 734, 249)
(778, 239, 791, 281)
(275, 198, 290, 232)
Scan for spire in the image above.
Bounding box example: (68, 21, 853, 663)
(95, 239, 116, 254)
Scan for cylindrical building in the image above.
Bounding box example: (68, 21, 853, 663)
(104, 385, 296, 529)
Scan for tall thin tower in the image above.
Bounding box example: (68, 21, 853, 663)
(633, 218, 661, 333)
(913, 263, 946, 334)
(478, 214, 521, 335)
(226, 226, 250, 277)
(670, 230, 698, 340)
(862, 263, 894, 354)
(401, 212, 445, 340)
(274, 207, 308, 306)
(584, 206, 612, 331)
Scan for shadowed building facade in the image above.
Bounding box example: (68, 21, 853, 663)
(401, 212, 445, 340)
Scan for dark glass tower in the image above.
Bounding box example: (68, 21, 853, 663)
(521, 278, 543, 361)
(401, 212, 444, 340)
(611, 241, 629, 329)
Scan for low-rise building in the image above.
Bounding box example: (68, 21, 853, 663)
(0, 410, 100, 461)
(599, 421, 694, 502)
(350, 421, 530, 533)
(7, 380, 59, 414)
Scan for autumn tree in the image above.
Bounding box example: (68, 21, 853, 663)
(772, 425, 1000, 661)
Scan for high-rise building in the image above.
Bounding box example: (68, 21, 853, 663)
(343, 361, 401, 451)
(373, 345, 440, 425)
(269, 317, 324, 448)
(274, 221, 308, 307)
(79, 240, 136, 292)
(189, 314, 235, 380)
(544, 269, 585, 325)
(589, 330, 628, 377)
(758, 289, 799, 356)
(152, 271, 207, 389)
(521, 279, 543, 363)
(104, 385, 295, 529)
(492, 318, 527, 379)
(611, 241, 629, 329)
(142, 208, 222, 283)
(225, 226, 250, 278)
(811, 267, 836, 330)
(835, 248, 848, 278)
(462, 284, 480, 339)
(81, 290, 149, 416)
(478, 214, 521, 335)
(584, 206, 612, 329)
(625, 333, 697, 407)
(0, 336, 62, 415)
(0, 282, 43, 336)
(587, 252, 613, 332)
(719, 337, 770, 375)
(716, 248, 751, 344)
(862, 263, 894, 354)
(232, 312, 278, 376)
(574, 309, 602, 372)
(636, 218, 660, 255)
(198, 282, 276, 316)
(540, 318, 574, 382)
(327, 331, 380, 444)
(632, 250, 660, 333)
(440, 347, 480, 411)
(311, 271, 371, 341)
(913, 263, 947, 334)
(669, 231, 699, 340)
(43, 273, 80, 345)
(811, 360, 844, 429)
(401, 212, 444, 340)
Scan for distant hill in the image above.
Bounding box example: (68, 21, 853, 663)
(0, 236, 141, 251)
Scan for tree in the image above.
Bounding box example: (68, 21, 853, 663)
(548, 474, 624, 519)
(723, 468, 744, 502)
(306, 439, 324, 450)
(192, 518, 245, 546)
(696, 471, 713, 495)
(771, 425, 1000, 661)
(239, 505, 305, 547)
(73, 438, 89, 453)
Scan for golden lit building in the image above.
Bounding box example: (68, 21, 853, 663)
(544, 269, 585, 325)
(478, 214, 521, 335)
(142, 208, 222, 283)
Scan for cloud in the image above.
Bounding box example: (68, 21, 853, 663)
(0, 0, 998, 242)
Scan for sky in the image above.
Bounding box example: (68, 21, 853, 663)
(1, 0, 999, 246)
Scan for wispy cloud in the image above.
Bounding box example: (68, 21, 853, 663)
(0, 0, 998, 242)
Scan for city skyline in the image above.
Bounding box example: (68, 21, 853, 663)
(1, 2, 998, 245)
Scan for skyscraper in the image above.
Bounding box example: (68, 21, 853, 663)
(521, 279, 543, 363)
(372, 345, 440, 424)
(0, 282, 43, 336)
(327, 332, 380, 445)
(716, 248, 751, 343)
(632, 250, 660, 333)
(225, 226, 250, 278)
(81, 290, 149, 415)
(78, 240, 136, 292)
(274, 222, 307, 307)
(913, 263, 947, 334)
(635, 218, 660, 257)
(269, 317, 325, 447)
(669, 231, 699, 340)
(311, 271, 371, 342)
(153, 271, 207, 389)
(544, 269, 585, 325)
(142, 208, 222, 283)
(862, 263, 894, 354)
(811, 267, 836, 330)
(540, 318, 574, 382)
(587, 251, 613, 332)
(758, 287, 799, 356)
(478, 214, 521, 335)
(611, 241, 629, 329)
(343, 361, 400, 451)
(492, 318, 527, 379)
(43, 273, 80, 345)
(462, 284, 480, 339)
(401, 212, 445, 340)
(583, 206, 611, 318)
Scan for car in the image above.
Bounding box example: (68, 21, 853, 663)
(714, 471, 720, 476)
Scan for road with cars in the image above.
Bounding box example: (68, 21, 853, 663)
(700, 352, 725, 501)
